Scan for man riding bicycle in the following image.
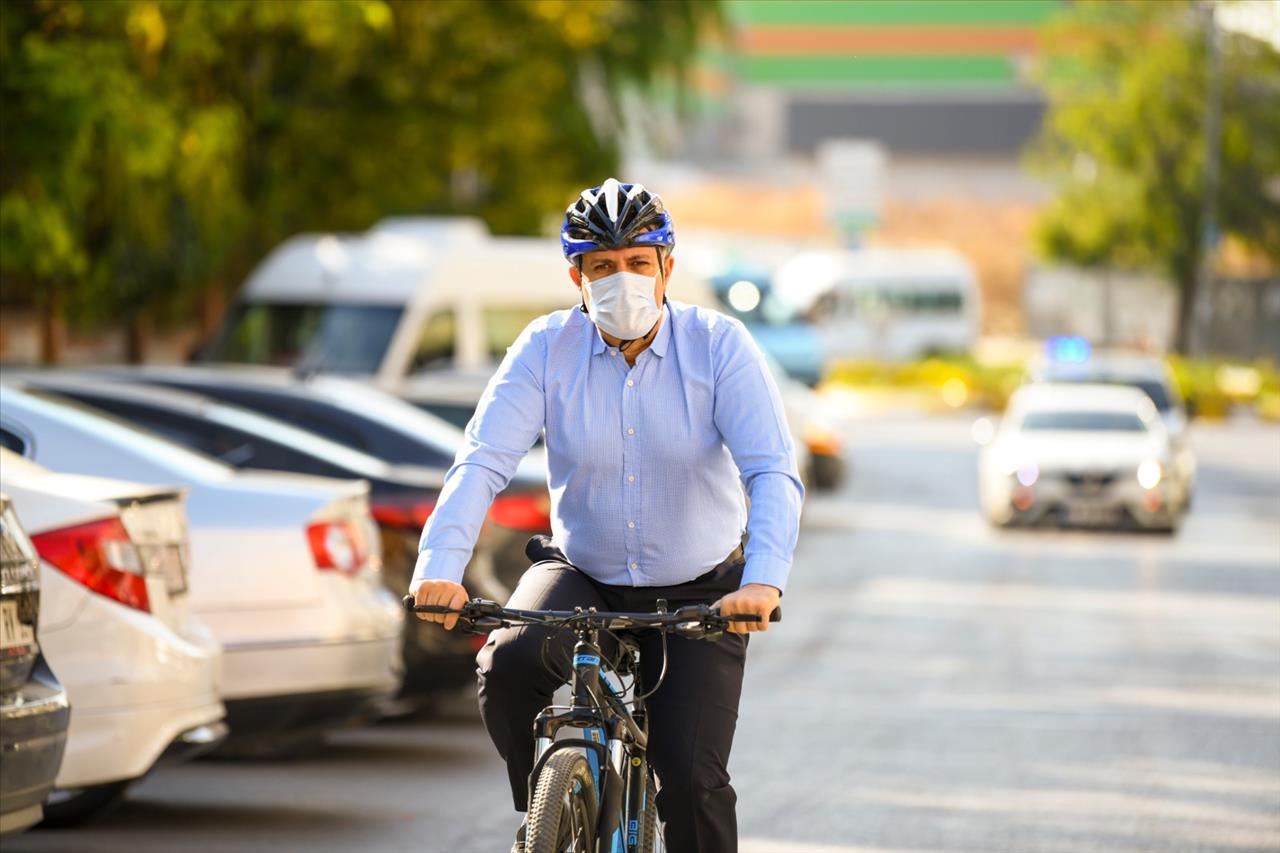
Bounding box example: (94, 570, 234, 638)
(410, 178, 803, 853)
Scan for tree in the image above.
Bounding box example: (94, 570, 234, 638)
(1030, 0, 1280, 353)
(0, 0, 722, 361)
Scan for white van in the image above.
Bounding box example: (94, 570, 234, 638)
(771, 247, 981, 361)
(199, 217, 716, 387)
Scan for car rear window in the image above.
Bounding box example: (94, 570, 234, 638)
(1044, 374, 1173, 412)
(1021, 411, 1149, 432)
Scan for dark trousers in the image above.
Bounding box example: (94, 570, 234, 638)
(476, 545, 748, 853)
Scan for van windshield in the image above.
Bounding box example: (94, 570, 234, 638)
(198, 303, 402, 374)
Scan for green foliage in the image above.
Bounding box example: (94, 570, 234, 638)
(826, 353, 1280, 420)
(1029, 0, 1280, 326)
(0, 0, 722, 331)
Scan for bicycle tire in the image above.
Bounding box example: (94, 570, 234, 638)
(634, 769, 659, 852)
(527, 750, 599, 853)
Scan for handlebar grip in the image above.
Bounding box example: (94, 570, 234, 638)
(722, 607, 782, 624)
(401, 595, 461, 616)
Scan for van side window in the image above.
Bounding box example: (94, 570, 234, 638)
(0, 427, 26, 455)
(410, 310, 456, 372)
(484, 307, 558, 359)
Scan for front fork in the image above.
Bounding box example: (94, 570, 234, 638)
(530, 634, 638, 851)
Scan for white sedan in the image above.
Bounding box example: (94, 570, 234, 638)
(978, 384, 1187, 532)
(1, 451, 225, 825)
(0, 386, 403, 756)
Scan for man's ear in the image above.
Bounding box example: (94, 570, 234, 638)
(569, 263, 582, 290)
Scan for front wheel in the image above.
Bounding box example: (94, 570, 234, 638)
(527, 750, 598, 853)
(633, 769, 660, 852)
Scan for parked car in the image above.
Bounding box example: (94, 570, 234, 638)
(1027, 349, 1196, 507)
(0, 387, 403, 754)
(977, 384, 1187, 532)
(17, 375, 487, 700)
(1, 453, 224, 824)
(0, 494, 70, 835)
(80, 364, 554, 591)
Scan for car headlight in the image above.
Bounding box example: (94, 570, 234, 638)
(1016, 462, 1039, 487)
(1137, 459, 1162, 489)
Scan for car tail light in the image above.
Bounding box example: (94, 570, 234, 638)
(489, 492, 552, 532)
(307, 520, 371, 575)
(370, 499, 436, 530)
(803, 423, 842, 457)
(31, 517, 150, 612)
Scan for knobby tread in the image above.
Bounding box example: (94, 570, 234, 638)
(527, 750, 598, 853)
(634, 769, 659, 852)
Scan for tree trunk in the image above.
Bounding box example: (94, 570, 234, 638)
(39, 283, 65, 365)
(125, 309, 150, 364)
(1172, 256, 1200, 356)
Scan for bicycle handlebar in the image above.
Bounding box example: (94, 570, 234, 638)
(400, 596, 780, 636)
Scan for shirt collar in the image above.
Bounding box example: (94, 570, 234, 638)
(589, 302, 671, 358)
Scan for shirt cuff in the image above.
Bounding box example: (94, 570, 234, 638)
(741, 554, 791, 594)
(411, 549, 467, 588)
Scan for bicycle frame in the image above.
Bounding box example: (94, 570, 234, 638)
(529, 623, 654, 853)
(402, 594, 777, 852)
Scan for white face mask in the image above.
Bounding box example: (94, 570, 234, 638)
(583, 271, 662, 340)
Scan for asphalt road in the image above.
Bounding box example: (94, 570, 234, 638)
(11, 411, 1279, 853)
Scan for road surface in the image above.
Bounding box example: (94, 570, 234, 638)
(11, 412, 1279, 852)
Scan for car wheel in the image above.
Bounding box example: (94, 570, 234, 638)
(39, 780, 133, 827)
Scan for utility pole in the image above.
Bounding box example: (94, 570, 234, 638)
(1190, 0, 1223, 356)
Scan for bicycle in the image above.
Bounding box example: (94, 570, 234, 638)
(402, 595, 779, 853)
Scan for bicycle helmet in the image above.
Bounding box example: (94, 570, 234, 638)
(561, 178, 675, 265)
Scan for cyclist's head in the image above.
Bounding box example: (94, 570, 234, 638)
(562, 178, 674, 272)
(564, 179, 675, 340)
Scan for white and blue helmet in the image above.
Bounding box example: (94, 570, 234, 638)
(561, 178, 675, 264)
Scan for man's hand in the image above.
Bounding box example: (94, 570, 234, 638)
(714, 583, 781, 634)
(409, 578, 469, 631)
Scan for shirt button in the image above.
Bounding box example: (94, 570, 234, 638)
(627, 427, 635, 436)
(628, 521, 636, 528)
(627, 474, 635, 483)
(626, 379, 634, 387)
(630, 562, 639, 570)
(610, 349, 618, 357)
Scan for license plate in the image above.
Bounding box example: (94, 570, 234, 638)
(1065, 503, 1118, 526)
(0, 600, 35, 651)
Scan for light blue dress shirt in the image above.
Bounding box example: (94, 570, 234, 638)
(413, 300, 804, 592)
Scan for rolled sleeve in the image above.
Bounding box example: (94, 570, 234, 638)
(711, 320, 805, 593)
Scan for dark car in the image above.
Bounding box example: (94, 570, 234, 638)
(0, 495, 71, 836)
(19, 377, 499, 702)
(89, 365, 553, 588)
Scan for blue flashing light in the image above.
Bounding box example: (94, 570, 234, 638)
(1046, 336, 1091, 364)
